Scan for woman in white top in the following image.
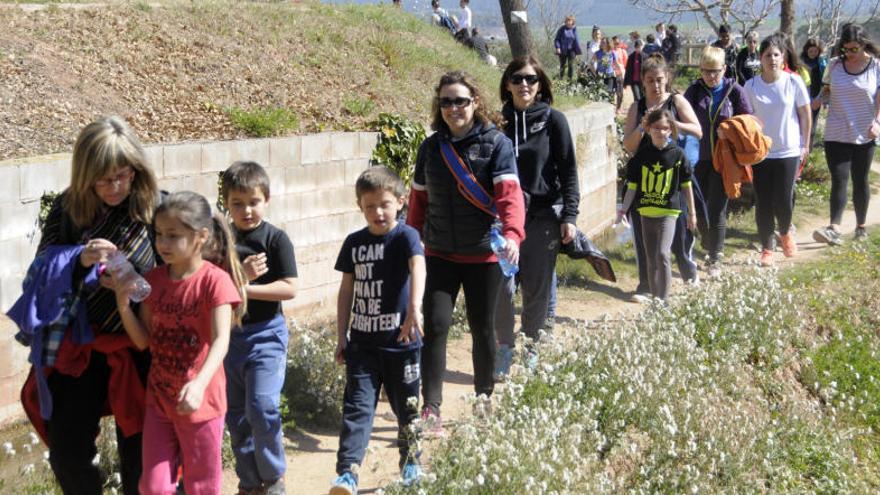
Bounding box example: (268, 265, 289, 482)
(743, 32, 812, 267)
(812, 23, 880, 245)
(458, 0, 472, 32)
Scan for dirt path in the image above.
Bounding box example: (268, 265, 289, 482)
(236, 163, 880, 495)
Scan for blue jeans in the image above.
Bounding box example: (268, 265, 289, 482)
(224, 314, 289, 490)
(337, 343, 421, 477)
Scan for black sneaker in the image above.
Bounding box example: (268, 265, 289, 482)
(854, 226, 868, 241)
(812, 226, 843, 246)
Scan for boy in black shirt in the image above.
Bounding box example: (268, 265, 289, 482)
(221, 161, 298, 495)
(329, 166, 426, 495)
(617, 109, 696, 300)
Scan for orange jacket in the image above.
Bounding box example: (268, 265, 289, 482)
(712, 115, 772, 199)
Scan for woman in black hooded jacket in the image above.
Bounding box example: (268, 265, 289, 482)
(493, 56, 580, 377)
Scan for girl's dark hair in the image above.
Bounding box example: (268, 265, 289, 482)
(801, 37, 825, 60)
(646, 108, 678, 139)
(783, 35, 802, 72)
(430, 71, 501, 133)
(758, 32, 789, 57)
(155, 191, 248, 325)
(834, 23, 880, 58)
(500, 56, 553, 105)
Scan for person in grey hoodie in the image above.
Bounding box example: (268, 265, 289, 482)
(493, 56, 580, 377)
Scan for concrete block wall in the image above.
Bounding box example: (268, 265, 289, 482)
(0, 103, 616, 426)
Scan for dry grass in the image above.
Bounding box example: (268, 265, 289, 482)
(0, 0, 516, 160)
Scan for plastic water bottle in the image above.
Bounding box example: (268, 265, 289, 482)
(489, 227, 519, 277)
(613, 216, 632, 245)
(103, 252, 151, 302)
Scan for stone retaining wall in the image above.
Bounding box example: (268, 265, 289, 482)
(0, 102, 617, 426)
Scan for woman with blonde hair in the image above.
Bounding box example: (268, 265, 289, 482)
(407, 71, 525, 432)
(685, 46, 753, 275)
(28, 116, 160, 494)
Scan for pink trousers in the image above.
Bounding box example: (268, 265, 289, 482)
(139, 403, 224, 495)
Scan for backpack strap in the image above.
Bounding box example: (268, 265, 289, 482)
(438, 140, 498, 218)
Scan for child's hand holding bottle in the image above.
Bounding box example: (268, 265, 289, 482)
(177, 378, 207, 415)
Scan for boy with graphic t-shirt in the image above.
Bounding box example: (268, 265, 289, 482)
(329, 166, 426, 495)
(220, 161, 298, 495)
(617, 109, 696, 300)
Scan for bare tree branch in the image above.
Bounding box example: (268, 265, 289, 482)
(630, 0, 780, 36)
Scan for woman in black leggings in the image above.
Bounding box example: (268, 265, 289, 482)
(812, 23, 880, 245)
(406, 71, 525, 432)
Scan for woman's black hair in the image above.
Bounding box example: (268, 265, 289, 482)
(801, 37, 825, 60)
(834, 23, 880, 58)
(500, 56, 553, 105)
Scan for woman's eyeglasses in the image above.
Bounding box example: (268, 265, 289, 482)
(700, 68, 723, 76)
(439, 97, 473, 109)
(510, 74, 540, 85)
(841, 45, 862, 54)
(95, 168, 135, 188)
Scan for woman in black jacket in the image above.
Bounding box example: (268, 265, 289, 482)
(493, 56, 580, 377)
(406, 71, 525, 431)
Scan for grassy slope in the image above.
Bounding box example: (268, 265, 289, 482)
(0, 0, 587, 160)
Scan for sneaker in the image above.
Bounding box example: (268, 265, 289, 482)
(265, 478, 286, 495)
(685, 274, 700, 286)
(420, 406, 444, 437)
(401, 462, 423, 487)
(493, 344, 513, 381)
(812, 226, 843, 246)
(329, 472, 357, 495)
(760, 249, 775, 267)
(629, 292, 651, 304)
(779, 233, 798, 258)
(525, 347, 539, 370)
(705, 260, 721, 278)
(854, 226, 868, 241)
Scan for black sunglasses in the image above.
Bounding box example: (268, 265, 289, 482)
(439, 97, 473, 108)
(510, 73, 540, 85)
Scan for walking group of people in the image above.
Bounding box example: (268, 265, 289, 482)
(555, 19, 682, 111)
(7, 52, 577, 494)
(618, 22, 879, 302)
(7, 19, 878, 495)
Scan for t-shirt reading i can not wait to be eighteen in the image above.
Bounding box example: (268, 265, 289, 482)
(144, 261, 242, 422)
(334, 222, 424, 352)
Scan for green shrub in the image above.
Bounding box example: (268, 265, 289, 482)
(370, 113, 426, 188)
(227, 107, 299, 137)
(282, 322, 345, 428)
(343, 96, 375, 117)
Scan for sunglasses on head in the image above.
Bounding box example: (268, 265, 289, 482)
(510, 73, 539, 85)
(439, 97, 473, 108)
(842, 45, 862, 54)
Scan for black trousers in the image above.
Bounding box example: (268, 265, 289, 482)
(825, 140, 875, 226)
(336, 344, 420, 476)
(752, 156, 799, 250)
(422, 256, 502, 409)
(558, 52, 576, 80)
(47, 350, 149, 495)
(694, 161, 729, 261)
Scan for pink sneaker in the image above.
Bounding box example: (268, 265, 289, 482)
(760, 249, 775, 267)
(779, 233, 798, 258)
(420, 406, 444, 437)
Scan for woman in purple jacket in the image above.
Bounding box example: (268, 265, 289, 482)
(684, 46, 753, 276)
(554, 15, 582, 81)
